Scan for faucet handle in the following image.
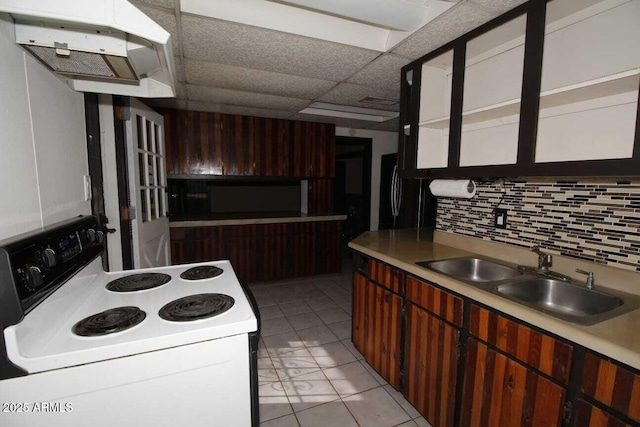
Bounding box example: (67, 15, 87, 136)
(531, 246, 552, 270)
(576, 269, 595, 289)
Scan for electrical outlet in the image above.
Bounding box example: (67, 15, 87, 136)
(494, 208, 507, 229)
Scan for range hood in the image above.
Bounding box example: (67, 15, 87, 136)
(0, 0, 176, 97)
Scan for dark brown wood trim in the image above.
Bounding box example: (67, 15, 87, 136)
(113, 96, 134, 270)
(516, 0, 547, 166)
(448, 42, 466, 170)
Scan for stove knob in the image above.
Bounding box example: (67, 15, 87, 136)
(42, 248, 57, 268)
(27, 266, 43, 290)
(87, 228, 96, 243)
(96, 230, 104, 244)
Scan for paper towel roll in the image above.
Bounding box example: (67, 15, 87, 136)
(429, 179, 476, 198)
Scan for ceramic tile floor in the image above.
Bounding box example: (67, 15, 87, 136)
(249, 264, 433, 427)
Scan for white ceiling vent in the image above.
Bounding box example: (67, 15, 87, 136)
(0, 0, 176, 97)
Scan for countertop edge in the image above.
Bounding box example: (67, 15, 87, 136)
(349, 232, 640, 371)
(170, 214, 347, 227)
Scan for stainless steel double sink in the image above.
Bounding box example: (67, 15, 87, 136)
(416, 256, 640, 325)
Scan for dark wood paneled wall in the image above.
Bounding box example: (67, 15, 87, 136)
(170, 221, 342, 283)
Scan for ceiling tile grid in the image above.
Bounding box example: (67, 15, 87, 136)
(186, 85, 311, 111)
(186, 101, 293, 119)
(180, 14, 381, 82)
(318, 83, 400, 112)
(134, 0, 531, 130)
(346, 53, 412, 92)
(392, 2, 500, 59)
(184, 60, 336, 99)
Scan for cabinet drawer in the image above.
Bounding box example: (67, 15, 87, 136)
(405, 276, 463, 327)
(368, 259, 403, 293)
(469, 305, 573, 385)
(461, 339, 566, 427)
(573, 399, 634, 427)
(581, 353, 640, 424)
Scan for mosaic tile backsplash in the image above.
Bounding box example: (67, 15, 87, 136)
(436, 179, 640, 272)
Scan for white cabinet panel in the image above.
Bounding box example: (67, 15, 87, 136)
(535, 94, 637, 163)
(417, 127, 448, 169)
(25, 55, 91, 226)
(0, 19, 41, 240)
(460, 119, 519, 167)
(541, 0, 640, 92)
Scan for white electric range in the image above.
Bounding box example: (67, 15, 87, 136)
(0, 216, 260, 427)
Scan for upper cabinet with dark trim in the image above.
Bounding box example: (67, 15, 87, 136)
(400, 0, 640, 178)
(163, 110, 336, 178)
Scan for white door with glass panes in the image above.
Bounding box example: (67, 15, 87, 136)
(126, 99, 170, 268)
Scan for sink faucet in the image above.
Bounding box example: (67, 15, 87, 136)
(576, 269, 595, 289)
(531, 246, 552, 270)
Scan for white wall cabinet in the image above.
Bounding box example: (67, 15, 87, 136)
(401, 0, 640, 178)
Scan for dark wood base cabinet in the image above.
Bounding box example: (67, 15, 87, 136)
(352, 272, 402, 388)
(171, 221, 341, 283)
(351, 252, 640, 427)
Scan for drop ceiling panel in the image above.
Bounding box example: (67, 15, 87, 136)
(186, 101, 293, 119)
(186, 85, 310, 111)
(469, 0, 528, 14)
(185, 60, 336, 99)
(366, 118, 400, 132)
(347, 54, 412, 91)
(131, 0, 175, 10)
(288, 112, 382, 129)
(318, 83, 400, 111)
(181, 14, 380, 81)
(392, 2, 499, 59)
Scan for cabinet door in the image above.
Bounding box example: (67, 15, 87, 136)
(469, 304, 573, 385)
(367, 284, 402, 388)
(262, 223, 289, 281)
(573, 399, 634, 427)
(369, 259, 404, 294)
(227, 224, 259, 283)
(254, 117, 289, 176)
(533, 0, 640, 167)
(310, 123, 336, 177)
(315, 220, 341, 275)
(352, 274, 402, 388)
(290, 121, 312, 177)
(461, 338, 565, 427)
(291, 222, 317, 277)
(404, 302, 459, 427)
(581, 352, 640, 424)
(221, 114, 255, 176)
(163, 110, 224, 175)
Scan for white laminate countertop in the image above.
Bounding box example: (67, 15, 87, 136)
(349, 228, 640, 370)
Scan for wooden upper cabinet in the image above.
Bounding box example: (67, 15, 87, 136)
(221, 114, 254, 176)
(164, 110, 223, 175)
(164, 110, 335, 178)
(401, 0, 640, 177)
(533, 0, 640, 168)
(254, 117, 290, 176)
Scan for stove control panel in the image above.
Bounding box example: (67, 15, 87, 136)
(0, 215, 105, 319)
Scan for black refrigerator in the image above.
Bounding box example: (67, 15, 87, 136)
(378, 153, 437, 230)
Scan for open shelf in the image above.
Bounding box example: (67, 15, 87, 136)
(419, 69, 639, 131)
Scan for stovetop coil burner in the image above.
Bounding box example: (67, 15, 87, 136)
(159, 293, 234, 322)
(106, 273, 172, 292)
(180, 265, 224, 280)
(73, 306, 146, 337)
